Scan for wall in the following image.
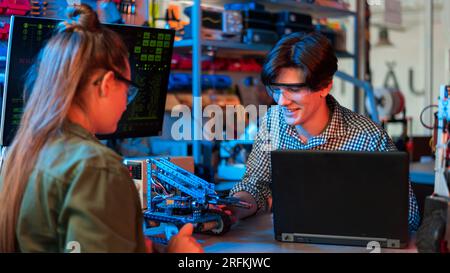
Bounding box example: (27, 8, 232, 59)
(329, 0, 447, 137)
(367, 0, 445, 137)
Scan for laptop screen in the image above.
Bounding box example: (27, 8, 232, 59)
(271, 150, 409, 248)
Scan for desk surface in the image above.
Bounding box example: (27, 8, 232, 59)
(195, 213, 418, 253)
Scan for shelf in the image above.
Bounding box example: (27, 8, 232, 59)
(175, 39, 354, 59)
(261, 0, 356, 19)
(172, 69, 261, 75)
(175, 39, 272, 52)
(203, 0, 356, 19)
(174, 39, 273, 57)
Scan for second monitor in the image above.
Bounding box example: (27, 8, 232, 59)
(1, 15, 175, 146)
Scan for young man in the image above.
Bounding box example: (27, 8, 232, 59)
(229, 32, 420, 232)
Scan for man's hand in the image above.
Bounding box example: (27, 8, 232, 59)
(230, 192, 258, 220)
(208, 204, 238, 226)
(167, 223, 204, 253)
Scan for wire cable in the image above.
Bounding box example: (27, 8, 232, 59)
(420, 104, 438, 130)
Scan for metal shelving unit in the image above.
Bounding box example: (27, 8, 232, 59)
(249, 0, 356, 18)
(175, 39, 355, 58)
(203, 0, 356, 18)
(176, 0, 362, 165)
(174, 39, 273, 57)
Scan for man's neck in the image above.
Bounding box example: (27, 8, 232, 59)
(295, 100, 331, 142)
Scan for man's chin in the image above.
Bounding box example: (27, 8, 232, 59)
(283, 115, 301, 126)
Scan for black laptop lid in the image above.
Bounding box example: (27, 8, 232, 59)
(271, 150, 409, 243)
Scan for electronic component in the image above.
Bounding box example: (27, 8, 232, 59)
(276, 11, 312, 26)
(275, 11, 313, 37)
(223, 10, 243, 36)
(30, 1, 45, 16)
(275, 23, 312, 37)
(119, 0, 136, 15)
(241, 9, 276, 31)
(243, 28, 279, 45)
(183, 6, 242, 42)
(184, 6, 223, 40)
(224, 2, 265, 12)
(123, 158, 149, 210)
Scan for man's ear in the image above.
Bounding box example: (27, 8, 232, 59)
(320, 80, 333, 98)
(99, 71, 115, 98)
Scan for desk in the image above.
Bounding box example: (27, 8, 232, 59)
(195, 213, 418, 253)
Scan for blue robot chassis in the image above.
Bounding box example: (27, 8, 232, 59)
(143, 157, 250, 244)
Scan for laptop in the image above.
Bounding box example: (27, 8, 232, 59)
(271, 150, 410, 249)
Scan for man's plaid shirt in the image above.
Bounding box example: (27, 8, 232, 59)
(230, 95, 420, 231)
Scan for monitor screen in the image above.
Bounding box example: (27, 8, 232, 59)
(0, 16, 174, 146)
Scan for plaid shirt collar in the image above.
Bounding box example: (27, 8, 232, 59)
(284, 95, 348, 144)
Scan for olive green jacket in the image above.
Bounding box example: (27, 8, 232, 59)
(15, 122, 146, 253)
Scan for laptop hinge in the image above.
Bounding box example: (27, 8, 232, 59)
(281, 233, 402, 248)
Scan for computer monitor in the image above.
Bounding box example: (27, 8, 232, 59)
(0, 15, 174, 146)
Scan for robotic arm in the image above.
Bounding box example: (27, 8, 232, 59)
(416, 85, 450, 253)
(433, 85, 450, 197)
(144, 158, 251, 245)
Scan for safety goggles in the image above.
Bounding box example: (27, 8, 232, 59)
(265, 83, 310, 100)
(113, 72, 140, 105)
(93, 71, 140, 105)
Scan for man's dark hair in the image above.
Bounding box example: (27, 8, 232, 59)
(261, 32, 338, 92)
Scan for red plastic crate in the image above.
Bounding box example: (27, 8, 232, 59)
(4, 0, 31, 16)
(0, 23, 10, 40)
